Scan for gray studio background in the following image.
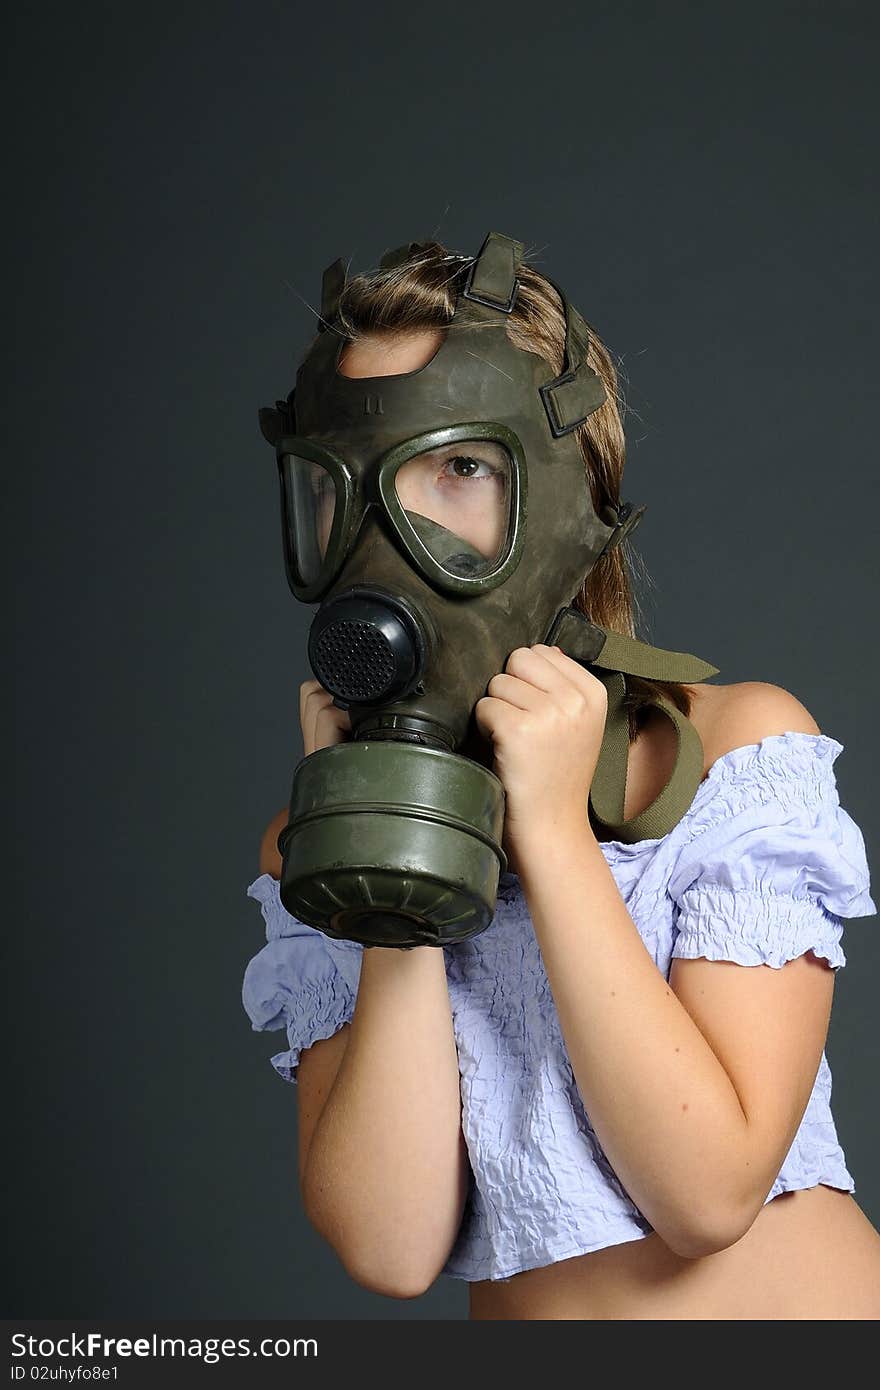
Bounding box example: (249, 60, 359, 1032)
(7, 0, 878, 1319)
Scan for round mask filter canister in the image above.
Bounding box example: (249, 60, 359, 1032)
(276, 740, 507, 948)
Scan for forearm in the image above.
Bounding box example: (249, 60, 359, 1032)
(303, 945, 467, 1292)
(518, 825, 753, 1257)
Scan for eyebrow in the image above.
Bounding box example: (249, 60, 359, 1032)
(429, 439, 504, 454)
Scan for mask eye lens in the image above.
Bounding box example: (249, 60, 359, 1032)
(281, 453, 338, 585)
(393, 439, 513, 577)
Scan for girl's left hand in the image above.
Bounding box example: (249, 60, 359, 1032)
(474, 644, 608, 860)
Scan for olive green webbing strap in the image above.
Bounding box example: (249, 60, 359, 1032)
(588, 674, 707, 842)
(547, 607, 720, 844)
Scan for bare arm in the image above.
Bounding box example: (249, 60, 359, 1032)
(265, 680, 469, 1299)
(519, 829, 832, 1258)
(302, 945, 469, 1299)
(475, 649, 836, 1260)
(511, 682, 833, 1259)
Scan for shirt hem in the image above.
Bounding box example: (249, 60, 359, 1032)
(765, 1171, 855, 1203)
(441, 1171, 857, 1282)
(440, 1219, 653, 1283)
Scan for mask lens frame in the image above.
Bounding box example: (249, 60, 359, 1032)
(276, 437, 357, 601)
(276, 422, 527, 601)
(377, 422, 526, 595)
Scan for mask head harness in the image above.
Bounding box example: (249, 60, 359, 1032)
(259, 233, 645, 600)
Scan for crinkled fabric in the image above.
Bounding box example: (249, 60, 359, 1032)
(241, 732, 876, 1282)
(242, 883, 363, 1083)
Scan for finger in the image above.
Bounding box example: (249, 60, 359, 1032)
(504, 644, 579, 698)
(486, 671, 544, 712)
(299, 679, 324, 725)
(539, 646, 609, 703)
(314, 702, 351, 747)
(474, 695, 515, 740)
(300, 680, 333, 752)
(300, 686, 321, 753)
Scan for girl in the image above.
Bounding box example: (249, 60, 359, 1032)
(243, 242, 880, 1319)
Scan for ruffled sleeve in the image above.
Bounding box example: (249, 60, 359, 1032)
(242, 873, 364, 1083)
(667, 733, 876, 972)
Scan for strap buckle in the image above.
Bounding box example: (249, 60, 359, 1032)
(461, 261, 519, 313)
(460, 231, 523, 314)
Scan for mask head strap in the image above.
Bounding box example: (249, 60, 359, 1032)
(316, 234, 607, 441)
(538, 281, 607, 437)
(317, 257, 348, 332)
(455, 230, 608, 438)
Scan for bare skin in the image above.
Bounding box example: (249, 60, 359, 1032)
(286, 326, 880, 1319)
(470, 681, 880, 1320)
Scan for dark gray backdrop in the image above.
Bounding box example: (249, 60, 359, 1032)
(6, 0, 878, 1320)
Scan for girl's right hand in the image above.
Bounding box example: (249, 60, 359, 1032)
(299, 679, 353, 756)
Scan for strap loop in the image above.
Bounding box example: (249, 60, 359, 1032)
(538, 281, 607, 435)
(378, 241, 427, 272)
(317, 257, 347, 331)
(544, 607, 720, 843)
(587, 675, 708, 842)
(461, 231, 524, 312)
(598, 501, 647, 554)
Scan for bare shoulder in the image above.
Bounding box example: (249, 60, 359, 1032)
(259, 807, 290, 879)
(687, 681, 822, 777)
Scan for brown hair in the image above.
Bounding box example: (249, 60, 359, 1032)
(323, 239, 694, 742)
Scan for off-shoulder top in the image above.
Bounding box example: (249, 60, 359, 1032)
(241, 732, 876, 1283)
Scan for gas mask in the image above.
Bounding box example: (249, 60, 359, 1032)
(258, 232, 718, 949)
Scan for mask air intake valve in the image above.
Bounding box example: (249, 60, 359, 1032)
(307, 588, 427, 705)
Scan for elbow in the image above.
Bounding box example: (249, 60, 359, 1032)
(334, 1228, 456, 1299)
(660, 1203, 753, 1260)
(342, 1254, 436, 1300)
(301, 1140, 469, 1299)
(302, 1199, 449, 1300)
(665, 1225, 742, 1261)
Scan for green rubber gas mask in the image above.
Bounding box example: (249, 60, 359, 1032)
(258, 232, 718, 949)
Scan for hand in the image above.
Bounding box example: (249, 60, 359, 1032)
(474, 644, 607, 863)
(299, 679, 352, 756)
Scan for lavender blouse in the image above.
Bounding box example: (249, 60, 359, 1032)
(241, 732, 876, 1283)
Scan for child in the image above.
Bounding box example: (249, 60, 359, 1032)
(243, 238, 880, 1318)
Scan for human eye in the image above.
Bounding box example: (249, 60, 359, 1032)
(439, 451, 503, 482)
